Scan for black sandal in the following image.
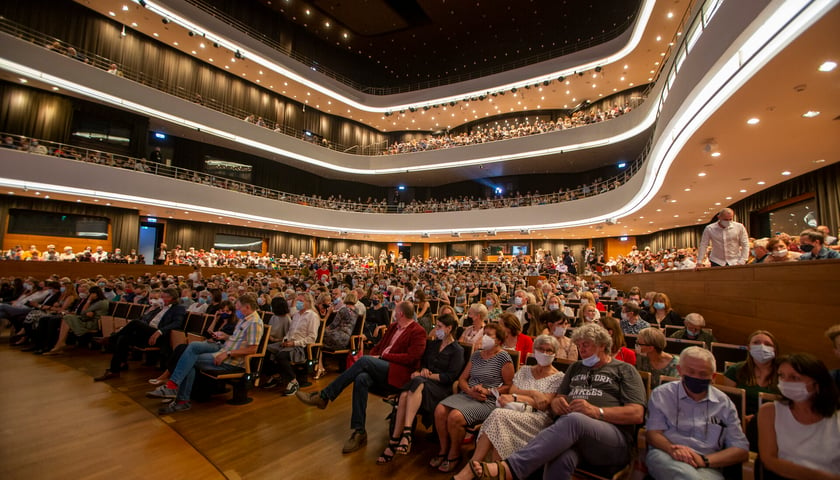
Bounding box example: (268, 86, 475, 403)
(376, 436, 399, 465)
(395, 427, 413, 455)
(438, 455, 462, 473)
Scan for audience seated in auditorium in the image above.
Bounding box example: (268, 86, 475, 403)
(147, 294, 263, 414)
(452, 335, 564, 480)
(261, 294, 320, 396)
(93, 288, 185, 380)
(44, 285, 109, 356)
(645, 347, 749, 479)
(498, 312, 533, 365)
(377, 314, 464, 465)
(432, 323, 514, 473)
(647, 292, 683, 328)
(619, 300, 650, 336)
(765, 236, 801, 262)
(798, 229, 840, 261)
(296, 301, 426, 454)
(468, 323, 646, 480)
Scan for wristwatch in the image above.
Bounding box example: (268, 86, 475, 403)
(598, 407, 605, 420)
(699, 453, 710, 468)
(513, 394, 518, 402)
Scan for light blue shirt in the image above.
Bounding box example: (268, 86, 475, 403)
(646, 380, 749, 455)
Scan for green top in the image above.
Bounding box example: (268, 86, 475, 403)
(724, 361, 778, 415)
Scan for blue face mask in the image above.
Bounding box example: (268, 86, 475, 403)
(235, 310, 245, 320)
(617, 300, 624, 306)
(653, 302, 666, 310)
(221, 292, 229, 301)
(295, 300, 305, 311)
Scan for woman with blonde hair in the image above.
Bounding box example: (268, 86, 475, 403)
(635, 327, 679, 387)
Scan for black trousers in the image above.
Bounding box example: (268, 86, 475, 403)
(109, 320, 165, 372)
(29, 314, 62, 350)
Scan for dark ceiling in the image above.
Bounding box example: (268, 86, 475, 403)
(209, 0, 642, 88)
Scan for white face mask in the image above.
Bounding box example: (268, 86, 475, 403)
(581, 352, 600, 367)
(534, 351, 555, 366)
(719, 220, 731, 228)
(749, 344, 775, 364)
(580, 299, 589, 306)
(634, 344, 647, 357)
(771, 249, 788, 258)
(548, 303, 560, 311)
(480, 334, 496, 351)
(434, 328, 446, 340)
(552, 326, 567, 338)
(777, 380, 812, 402)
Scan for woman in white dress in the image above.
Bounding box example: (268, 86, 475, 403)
(452, 335, 564, 480)
(758, 353, 840, 480)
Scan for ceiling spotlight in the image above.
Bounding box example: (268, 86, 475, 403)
(213, 42, 220, 48)
(234, 50, 243, 59)
(511, 87, 517, 93)
(478, 95, 486, 101)
(421, 233, 430, 238)
(449, 101, 456, 107)
(543, 80, 550, 86)
(423, 106, 430, 111)
(594, 66, 602, 72)
(188, 31, 195, 37)
(557, 76, 565, 82)
(520, 229, 531, 235)
(161, 18, 170, 24)
(408, 107, 416, 113)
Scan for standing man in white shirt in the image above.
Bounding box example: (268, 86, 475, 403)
(697, 208, 749, 268)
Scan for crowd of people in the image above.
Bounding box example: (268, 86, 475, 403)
(4, 248, 838, 479)
(384, 104, 633, 155)
(3, 132, 636, 215)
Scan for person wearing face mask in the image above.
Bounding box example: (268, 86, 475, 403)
(758, 353, 840, 480)
(459, 303, 489, 347)
(485, 293, 502, 321)
(261, 295, 320, 396)
(669, 313, 716, 348)
(697, 207, 750, 268)
(377, 314, 464, 465)
(452, 335, 564, 480)
(505, 290, 530, 325)
(187, 292, 210, 314)
(750, 238, 771, 264)
(635, 328, 679, 388)
(647, 292, 683, 328)
(470, 323, 646, 480)
(363, 293, 390, 348)
(148, 301, 236, 386)
(797, 229, 840, 261)
(619, 301, 651, 336)
(575, 304, 602, 328)
(764, 236, 801, 262)
(91, 288, 186, 380)
(432, 324, 514, 474)
(45, 285, 110, 356)
(546, 294, 575, 319)
(540, 310, 578, 361)
(645, 347, 750, 480)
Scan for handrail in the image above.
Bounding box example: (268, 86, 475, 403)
(0, 131, 649, 215)
(183, 0, 639, 95)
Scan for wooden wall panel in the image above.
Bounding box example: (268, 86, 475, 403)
(607, 260, 840, 366)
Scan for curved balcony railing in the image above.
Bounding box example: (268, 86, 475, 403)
(0, 132, 648, 215)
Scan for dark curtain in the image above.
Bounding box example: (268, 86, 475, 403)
(0, 197, 138, 250)
(0, 84, 74, 142)
(429, 244, 445, 258)
(317, 238, 386, 256)
(634, 226, 703, 252)
(409, 244, 424, 259)
(731, 162, 840, 236)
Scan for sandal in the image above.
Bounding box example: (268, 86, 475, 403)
(429, 453, 446, 468)
(439, 456, 462, 473)
(313, 366, 326, 380)
(395, 428, 413, 455)
(474, 460, 506, 480)
(376, 436, 399, 465)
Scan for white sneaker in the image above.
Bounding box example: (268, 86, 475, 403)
(282, 380, 300, 396)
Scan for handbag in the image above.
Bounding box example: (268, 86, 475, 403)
(346, 343, 364, 369)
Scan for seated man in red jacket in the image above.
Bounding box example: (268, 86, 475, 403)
(297, 301, 426, 454)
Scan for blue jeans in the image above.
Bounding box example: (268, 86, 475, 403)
(506, 412, 631, 480)
(646, 448, 724, 480)
(320, 356, 390, 431)
(170, 341, 234, 401)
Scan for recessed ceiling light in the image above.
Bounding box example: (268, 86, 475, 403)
(52, 86, 59, 91)
(698, 172, 707, 177)
(19, 78, 27, 83)
(801, 111, 820, 118)
(739, 189, 747, 193)
(818, 61, 837, 72)
(656, 35, 662, 41)
(747, 117, 760, 125)
(131, 22, 138, 27)
(656, 208, 662, 212)
(667, 11, 674, 18)
(153, 32, 159, 37)
(108, 11, 116, 16)
(757, 181, 766, 185)
(715, 202, 721, 206)
(122, 5, 129, 11)
(670, 199, 677, 203)
(814, 159, 825, 163)
(725, 196, 733, 200)
(673, 214, 679, 218)
(684, 188, 691, 192)
(710, 152, 721, 157)
(781, 171, 791, 176)
(173, 41, 179, 46)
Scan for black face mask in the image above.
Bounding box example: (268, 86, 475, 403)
(799, 243, 815, 253)
(682, 375, 711, 394)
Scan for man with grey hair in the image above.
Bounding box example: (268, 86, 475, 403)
(750, 238, 770, 264)
(470, 323, 646, 479)
(645, 346, 749, 479)
(697, 208, 749, 267)
(669, 313, 716, 348)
